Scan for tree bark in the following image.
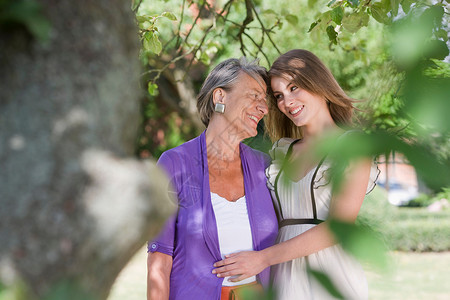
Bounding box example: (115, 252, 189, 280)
(0, 0, 174, 299)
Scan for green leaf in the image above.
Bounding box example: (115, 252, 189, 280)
(401, 0, 414, 14)
(423, 39, 450, 60)
(277, 21, 283, 29)
(147, 82, 159, 96)
(161, 11, 177, 21)
(199, 51, 211, 65)
(384, 118, 396, 127)
(338, 131, 450, 190)
(391, 5, 446, 68)
(307, 268, 345, 299)
(404, 68, 450, 136)
(318, 11, 332, 30)
(308, 20, 320, 32)
(331, 6, 344, 25)
(327, 0, 338, 7)
(285, 14, 299, 26)
(422, 5, 444, 28)
(262, 9, 277, 15)
(328, 220, 388, 271)
(326, 25, 338, 44)
(380, 0, 391, 10)
(136, 15, 149, 23)
(347, 0, 360, 7)
(435, 29, 448, 42)
(391, 0, 401, 17)
(205, 41, 220, 56)
(370, 2, 391, 24)
(143, 31, 162, 55)
(308, 0, 318, 7)
(341, 12, 369, 33)
(136, 15, 155, 24)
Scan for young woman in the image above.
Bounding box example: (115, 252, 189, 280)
(212, 49, 379, 300)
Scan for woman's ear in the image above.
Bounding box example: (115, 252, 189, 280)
(212, 88, 225, 105)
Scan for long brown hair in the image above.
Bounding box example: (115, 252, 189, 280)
(266, 49, 355, 141)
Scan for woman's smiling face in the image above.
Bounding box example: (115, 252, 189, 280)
(222, 72, 268, 138)
(271, 76, 328, 128)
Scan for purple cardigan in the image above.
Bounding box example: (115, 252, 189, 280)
(148, 131, 278, 300)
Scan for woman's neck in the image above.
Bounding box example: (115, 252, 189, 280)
(301, 108, 342, 141)
(302, 121, 339, 141)
(205, 121, 242, 162)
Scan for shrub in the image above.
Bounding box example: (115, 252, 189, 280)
(405, 187, 450, 207)
(405, 193, 435, 207)
(358, 186, 450, 252)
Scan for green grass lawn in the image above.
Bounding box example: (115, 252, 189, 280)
(365, 251, 450, 300)
(108, 246, 450, 300)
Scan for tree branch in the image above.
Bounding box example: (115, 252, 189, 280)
(251, 4, 281, 55)
(237, 0, 254, 56)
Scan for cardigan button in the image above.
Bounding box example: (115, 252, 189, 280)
(151, 243, 157, 250)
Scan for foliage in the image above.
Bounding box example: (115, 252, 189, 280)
(329, 219, 389, 270)
(385, 209, 450, 252)
(135, 0, 395, 157)
(359, 187, 450, 252)
(312, 0, 449, 47)
(0, 279, 29, 300)
(136, 95, 200, 158)
(42, 280, 96, 300)
(0, 0, 50, 42)
(407, 187, 450, 207)
(406, 193, 438, 207)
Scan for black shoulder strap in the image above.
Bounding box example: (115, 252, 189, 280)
(309, 156, 327, 220)
(273, 139, 301, 221)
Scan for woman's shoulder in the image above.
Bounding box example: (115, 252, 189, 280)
(159, 135, 202, 159)
(265, 137, 298, 190)
(157, 135, 203, 174)
(273, 137, 297, 148)
(269, 137, 298, 161)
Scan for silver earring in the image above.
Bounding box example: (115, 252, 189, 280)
(214, 103, 225, 114)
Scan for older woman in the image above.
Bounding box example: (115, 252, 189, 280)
(147, 58, 278, 300)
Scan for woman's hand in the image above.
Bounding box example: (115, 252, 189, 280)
(212, 251, 269, 282)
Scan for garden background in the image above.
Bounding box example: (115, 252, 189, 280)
(0, 0, 449, 299)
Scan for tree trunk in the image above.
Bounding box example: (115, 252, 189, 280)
(0, 1, 174, 299)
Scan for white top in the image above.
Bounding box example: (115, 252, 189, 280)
(210, 192, 256, 286)
(265, 137, 380, 300)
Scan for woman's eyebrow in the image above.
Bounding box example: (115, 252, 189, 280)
(249, 88, 265, 95)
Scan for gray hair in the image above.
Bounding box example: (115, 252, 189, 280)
(197, 57, 268, 127)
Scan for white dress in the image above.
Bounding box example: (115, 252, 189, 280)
(265, 137, 380, 300)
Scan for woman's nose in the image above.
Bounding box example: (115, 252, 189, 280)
(284, 94, 295, 108)
(257, 99, 269, 115)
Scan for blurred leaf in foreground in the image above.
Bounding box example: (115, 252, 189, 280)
(328, 219, 389, 272)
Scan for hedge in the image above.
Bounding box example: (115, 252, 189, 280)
(357, 186, 450, 252)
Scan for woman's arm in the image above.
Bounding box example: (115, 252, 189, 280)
(147, 252, 173, 300)
(212, 159, 372, 282)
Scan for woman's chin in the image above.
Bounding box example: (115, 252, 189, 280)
(240, 127, 258, 140)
